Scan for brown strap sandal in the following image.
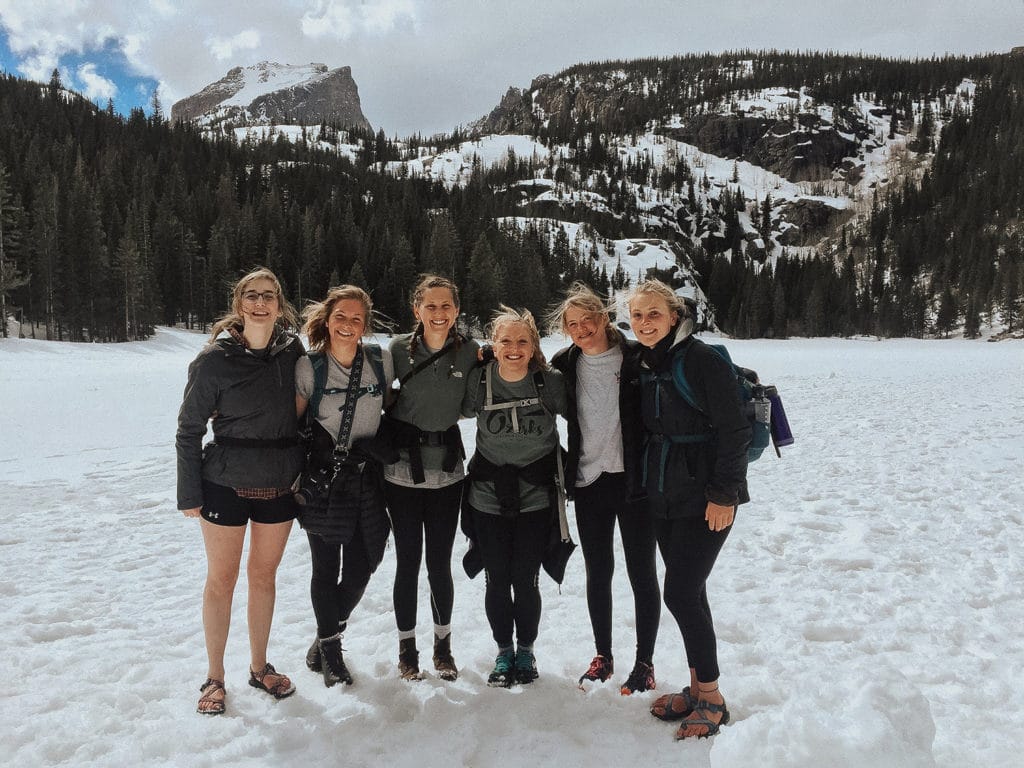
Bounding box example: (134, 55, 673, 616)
(197, 678, 226, 715)
(248, 663, 296, 699)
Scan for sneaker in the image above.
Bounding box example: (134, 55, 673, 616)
(432, 634, 459, 682)
(514, 648, 538, 685)
(398, 638, 423, 681)
(620, 661, 656, 695)
(487, 650, 516, 688)
(578, 654, 614, 687)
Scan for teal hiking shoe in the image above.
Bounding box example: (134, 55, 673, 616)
(487, 650, 515, 688)
(514, 648, 538, 685)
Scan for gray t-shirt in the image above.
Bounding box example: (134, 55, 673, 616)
(384, 333, 481, 489)
(462, 362, 567, 514)
(575, 344, 625, 487)
(295, 344, 395, 447)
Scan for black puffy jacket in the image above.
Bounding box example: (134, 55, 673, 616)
(176, 329, 305, 510)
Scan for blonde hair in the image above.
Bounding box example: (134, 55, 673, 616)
(488, 304, 548, 369)
(209, 267, 298, 340)
(626, 279, 688, 320)
(302, 284, 374, 352)
(546, 281, 622, 344)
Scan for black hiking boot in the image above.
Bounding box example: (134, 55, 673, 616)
(306, 637, 322, 672)
(319, 634, 353, 687)
(307, 622, 346, 673)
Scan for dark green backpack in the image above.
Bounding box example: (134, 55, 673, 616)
(672, 342, 776, 461)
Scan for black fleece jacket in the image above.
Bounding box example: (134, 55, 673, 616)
(634, 327, 750, 518)
(176, 329, 305, 509)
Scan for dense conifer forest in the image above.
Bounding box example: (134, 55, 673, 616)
(0, 50, 1021, 341)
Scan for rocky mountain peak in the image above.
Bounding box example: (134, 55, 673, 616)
(171, 62, 371, 130)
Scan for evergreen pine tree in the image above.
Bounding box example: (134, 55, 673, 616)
(465, 233, 503, 328)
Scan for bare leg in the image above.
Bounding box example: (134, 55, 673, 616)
(246, 519, 293, 671)
(200, 519, 246, 685)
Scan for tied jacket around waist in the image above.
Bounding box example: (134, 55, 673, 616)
(634, 328, 750, 519)
(176, 329, 305, 510)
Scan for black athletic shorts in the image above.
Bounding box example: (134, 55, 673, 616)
(200, 480, 299, 527)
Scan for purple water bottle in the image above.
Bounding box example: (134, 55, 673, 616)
(764, 386, 793, 451)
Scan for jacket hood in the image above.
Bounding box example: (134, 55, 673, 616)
(667, 313, 696, 352)
(217, 326, 297, 357)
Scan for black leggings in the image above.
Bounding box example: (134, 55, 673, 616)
(473, 505, 550, 648)
(655, 514, 732, 683)
(385, 481, 463, 632)
(307, 523, 373, 638)
(574, 472, 661, 664)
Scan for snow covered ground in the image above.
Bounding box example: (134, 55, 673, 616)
(1, 329, 1022, 767)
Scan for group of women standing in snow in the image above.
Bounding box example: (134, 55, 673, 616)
(175, 267, 749, 741)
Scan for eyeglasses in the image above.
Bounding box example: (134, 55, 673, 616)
(241, 291, 279, 304)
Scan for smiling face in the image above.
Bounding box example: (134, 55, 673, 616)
(238, 277, 282, 330)
(413, 286, 458, 343)
(629, 293, 679, 348)
(326, 298, 368, 355)
(564, 305, 610, 356)
(493, 320, 535, 381)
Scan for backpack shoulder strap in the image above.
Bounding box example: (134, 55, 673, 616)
(671, 342, 702, 413)
(363, 343, 386, 392)
(532, 369, 558, 417)
(307, 351, 328, 422)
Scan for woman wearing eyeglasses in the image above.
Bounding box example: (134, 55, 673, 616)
(176, 267, 305, 715)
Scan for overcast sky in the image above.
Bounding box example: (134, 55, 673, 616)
(0, 1, 1021, 137)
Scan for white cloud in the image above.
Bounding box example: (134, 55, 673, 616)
(76, 62, 118, 100)
(17, 52, 59, 82)
(358, 0, 417, 34)
(300, 0, 416, 39)
(206, 29, 262, 61)
(300, 1, 356, 39)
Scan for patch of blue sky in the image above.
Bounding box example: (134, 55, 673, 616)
(0, 31, 157, 116)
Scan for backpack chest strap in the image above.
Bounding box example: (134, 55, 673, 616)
(481, 362, 543, 433)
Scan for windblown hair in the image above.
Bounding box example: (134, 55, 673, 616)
(626, 279, 689, 320)
(302, 284, 374, 352)
(409, 274, 462, 358)
(546, 281, 622, 344)
(209, 266, 298, 341)
(488, 304, 548, 369)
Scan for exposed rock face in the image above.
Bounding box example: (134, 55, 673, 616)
(171, 62, 371, 130)
(473, 87, 533, 134)
(747, 122, 858, 183)
(776, 199, 843, 245)
(665, 115, 771, 159)
(665, 113, 860, 183)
